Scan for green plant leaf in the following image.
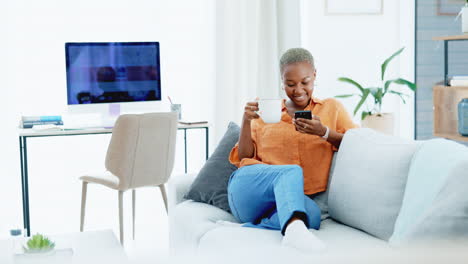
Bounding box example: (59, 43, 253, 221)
(391, 78, 416, 91)
(384, 80, 393, 93)
(384, 78, 416, 97)
(353, 89, 370, 116)
(338, 77, 364, 93)
(369, 87, 383, 106)
(361, 111, 371, 120)
(388, 90, 409, 104)
(381, 47, 405, 81)
(334, 94, 357, 98)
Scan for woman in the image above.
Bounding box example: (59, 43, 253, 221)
(228, 48, 358, 253)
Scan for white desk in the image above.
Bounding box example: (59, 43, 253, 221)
(18, 124, 209, 236)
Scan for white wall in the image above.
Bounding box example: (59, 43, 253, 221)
(301, 0, 415, 138)
(0, 0, 416, 237)
(0, 0, 215, 236)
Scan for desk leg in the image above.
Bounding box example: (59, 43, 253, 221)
(19, 137, 31, 236)
(444, 40, 448, 86)
(205, 127, 209, 160)
(184, 129, 187, 173)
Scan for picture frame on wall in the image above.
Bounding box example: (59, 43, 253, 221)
(325, 0, 383, 15)
(437, 0, 465, 16)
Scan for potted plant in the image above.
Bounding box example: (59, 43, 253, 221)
(335, 47, 416, 135)
(22, 234, 56, 255)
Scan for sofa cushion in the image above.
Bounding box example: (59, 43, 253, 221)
(168, 173, 197, 211)
(390, 139, 468, 244)
(169, 200, 238, 253)
(197, 218, 388, 256)
(328, 128, 419, 240)
(184, 122, 240, 212)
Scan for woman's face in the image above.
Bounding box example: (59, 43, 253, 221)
(282, 62, 316, 108)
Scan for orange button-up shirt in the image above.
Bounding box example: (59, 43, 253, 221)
(229, 97, 358, 195)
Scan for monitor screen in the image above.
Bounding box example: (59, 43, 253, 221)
(65, 42, 161, 105)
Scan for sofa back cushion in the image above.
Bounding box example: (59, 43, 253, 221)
(390, 139, 468, 244)
(328, 128, 419, 240)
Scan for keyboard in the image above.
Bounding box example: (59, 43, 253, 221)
(31, 124, 62, 131)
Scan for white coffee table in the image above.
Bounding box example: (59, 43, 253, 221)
(0, 229, 128, 264)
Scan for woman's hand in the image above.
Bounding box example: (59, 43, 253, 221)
(243, 101, 260, 122)
(294, 115, 327, 137)
(238, 100, 259, 160)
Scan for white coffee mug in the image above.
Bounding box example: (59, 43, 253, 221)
(257, 99, 282, 123)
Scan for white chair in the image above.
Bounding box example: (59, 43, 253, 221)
(79, 112, 178, 245)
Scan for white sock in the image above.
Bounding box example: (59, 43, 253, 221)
(282, 220, 327, 254)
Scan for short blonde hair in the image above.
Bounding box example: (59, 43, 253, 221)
(280, 48, 315, 73)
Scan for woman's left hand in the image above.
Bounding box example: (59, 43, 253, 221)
(294, 116, 327, 137)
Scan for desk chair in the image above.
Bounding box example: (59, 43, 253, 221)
(79, 112, 178, 245)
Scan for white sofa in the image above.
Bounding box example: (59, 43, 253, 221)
(168, 128, 468, 260)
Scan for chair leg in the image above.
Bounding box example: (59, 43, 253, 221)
(132, 189, 136, 240)
(80, 182, 88, 232)
(118, 191, 124, 245)
(159, 184, 168, 214)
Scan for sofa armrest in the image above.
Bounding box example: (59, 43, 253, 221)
(168, 173, 197, 211)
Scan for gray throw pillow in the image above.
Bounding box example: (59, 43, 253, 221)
(184, 122, 240, 212)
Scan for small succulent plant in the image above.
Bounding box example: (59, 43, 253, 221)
(23, 234, 55, 253)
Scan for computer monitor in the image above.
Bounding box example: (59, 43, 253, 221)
(65, 42, 161, 106)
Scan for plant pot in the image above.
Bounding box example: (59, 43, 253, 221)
(361, 113, 394, 135)
(463, 6, 468, 34)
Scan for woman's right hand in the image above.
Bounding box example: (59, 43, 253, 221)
(243, 101, 260, 122)
(239, 101, 258, 159)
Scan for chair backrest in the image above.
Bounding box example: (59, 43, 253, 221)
(105, 112, 178, 191)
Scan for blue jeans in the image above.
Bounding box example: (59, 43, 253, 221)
(227, 164, 321, 234)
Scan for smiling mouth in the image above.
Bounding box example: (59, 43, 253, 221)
(293, 94, 308, 101)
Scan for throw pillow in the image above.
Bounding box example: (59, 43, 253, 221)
(328, 128, 419, 241)
(390, 139, 468, 245)
(184, 122, 240, 212)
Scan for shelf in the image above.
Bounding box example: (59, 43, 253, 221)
(434, 133, 468, 142)
(433, 35, 468, 41)
(434, 85, 468, 89)
(433, 85, 468, 142)
(432, 35, 468, 143)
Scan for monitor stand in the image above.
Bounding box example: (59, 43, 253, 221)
(102, 103, 121, 128)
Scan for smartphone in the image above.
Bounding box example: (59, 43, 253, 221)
(294, 110, 312, 120)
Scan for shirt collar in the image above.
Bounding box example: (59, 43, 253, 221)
(281, 97, 323, 111)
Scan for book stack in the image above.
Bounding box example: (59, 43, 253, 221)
(449, 76, 468, 87)
(21, 116, 63, 129)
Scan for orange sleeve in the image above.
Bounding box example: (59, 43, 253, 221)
(229, 122, 258, 167)
(335, 99, 359, 134)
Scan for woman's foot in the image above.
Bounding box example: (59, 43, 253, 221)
(282, 220, 326, 253)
